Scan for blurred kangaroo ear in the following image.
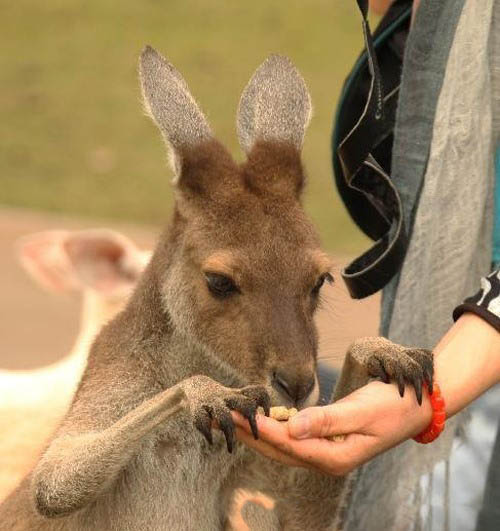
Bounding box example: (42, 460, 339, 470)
(17, 230, 150, 295)
(237, 55, 312, 154)
(139, 45, 213, 179)
(17, 230, 75, 292)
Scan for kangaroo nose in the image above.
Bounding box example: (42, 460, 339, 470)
(271, 369, 315, 406)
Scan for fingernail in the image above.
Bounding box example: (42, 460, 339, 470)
(288, 413, 310, 439)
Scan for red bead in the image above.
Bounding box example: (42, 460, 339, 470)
(413, 379, 446, 444)
(434, 411, 446, 423)
(431, 396, 444, 408)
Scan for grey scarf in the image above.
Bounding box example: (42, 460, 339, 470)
(344, 0, 498, 529)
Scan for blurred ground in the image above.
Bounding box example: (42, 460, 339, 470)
(1, 0, 374, 255)
(1, 1, 381, 370)
(0, 207, 379, 371)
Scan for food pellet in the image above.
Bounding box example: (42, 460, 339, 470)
(269, 406, 298, 421)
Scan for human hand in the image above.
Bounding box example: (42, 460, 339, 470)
(235, 312, 500, 474)
(233, 380, 432, 475)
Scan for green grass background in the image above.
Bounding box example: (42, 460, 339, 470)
(1, 0, 372, 254)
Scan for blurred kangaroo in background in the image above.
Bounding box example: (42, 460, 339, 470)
(0, 229, 150, 501)
(0, 47, 432, 530)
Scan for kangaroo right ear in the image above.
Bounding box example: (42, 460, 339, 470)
(139, 46, 213, 180)
(237, 55, 312, 155)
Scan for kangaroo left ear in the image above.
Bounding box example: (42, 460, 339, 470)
(62, 229, 149, 295)
(139, 45, 213, 180)
(17, 229, 150, 296)
(236, 55, 312, 155)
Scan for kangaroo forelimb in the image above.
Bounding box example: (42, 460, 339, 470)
(32, 386, 185, 518)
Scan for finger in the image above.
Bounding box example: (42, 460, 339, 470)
(238, 424, 372, 477)
(286, 403, 366, 439)
(235, 427, 310, 468)
(234, 411, 286, 438)
(300, 432, 377, 475)
(235, 406, 369, 471)
(236, 413, 342, 462)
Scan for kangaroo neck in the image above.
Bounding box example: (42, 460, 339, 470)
(55, 291, 114, 373)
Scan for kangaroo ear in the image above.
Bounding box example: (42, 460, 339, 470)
(139, 46, 212, 179)
(17, 230, 150, 295)
(237, 55, 312, 154)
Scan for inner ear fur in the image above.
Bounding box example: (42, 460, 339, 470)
(241, 141, 305, 199)
(237, 54, 312, 154)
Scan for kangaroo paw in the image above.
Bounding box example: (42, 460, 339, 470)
(338, 337, 434, 404)
(186, 376, 270, 453)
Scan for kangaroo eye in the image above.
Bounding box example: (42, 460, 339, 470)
(311, 272, 333, 297)
(205, 273, 239, 298)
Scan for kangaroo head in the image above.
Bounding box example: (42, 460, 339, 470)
(139, 47, 332, 408)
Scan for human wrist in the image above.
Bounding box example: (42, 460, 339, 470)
(401, 382, 433, 438)
(354, 380, 432, 442)
(433, 312, 500, 417)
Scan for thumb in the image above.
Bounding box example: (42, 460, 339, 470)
(288, 402, 365, 440)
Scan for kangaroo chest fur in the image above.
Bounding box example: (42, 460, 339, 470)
(74, 364, 261, 529)
(80, 424, 250, 531)
(3, 418, 256, 531)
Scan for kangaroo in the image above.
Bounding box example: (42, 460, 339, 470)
(0, 47, 432, 530)
(0, 229, 150, 502)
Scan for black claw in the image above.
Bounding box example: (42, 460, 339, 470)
(194, 407, 213, 445)
(242, 387, 271, 417)
(411, 350, 434, 395)
(257, 393, 271, 417)
(219, 415, 235, 454)
(246, 410, 259, 440)
(414, 378, 423, 406)
(397, 375, 405, 398)
(373, 357, 390, 384)
(198, 422, 213, 445)
(424, 361, 434, 394)
(225, 395, 260, 441)
(427, 376, 434, 395)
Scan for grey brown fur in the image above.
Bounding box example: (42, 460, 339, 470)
(0, 47, 432, 530)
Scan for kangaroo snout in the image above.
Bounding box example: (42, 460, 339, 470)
(271, 368, 317, 408)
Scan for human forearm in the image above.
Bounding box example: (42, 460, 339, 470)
(233, 311, 500, 476)
(434, 312, 500, 417)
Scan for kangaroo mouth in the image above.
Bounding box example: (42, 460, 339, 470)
(267, 375, 319, 410)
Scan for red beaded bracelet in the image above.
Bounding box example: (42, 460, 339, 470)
(413, 382, 446, 444)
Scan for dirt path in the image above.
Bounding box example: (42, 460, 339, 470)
(0, 207, 379, 370)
